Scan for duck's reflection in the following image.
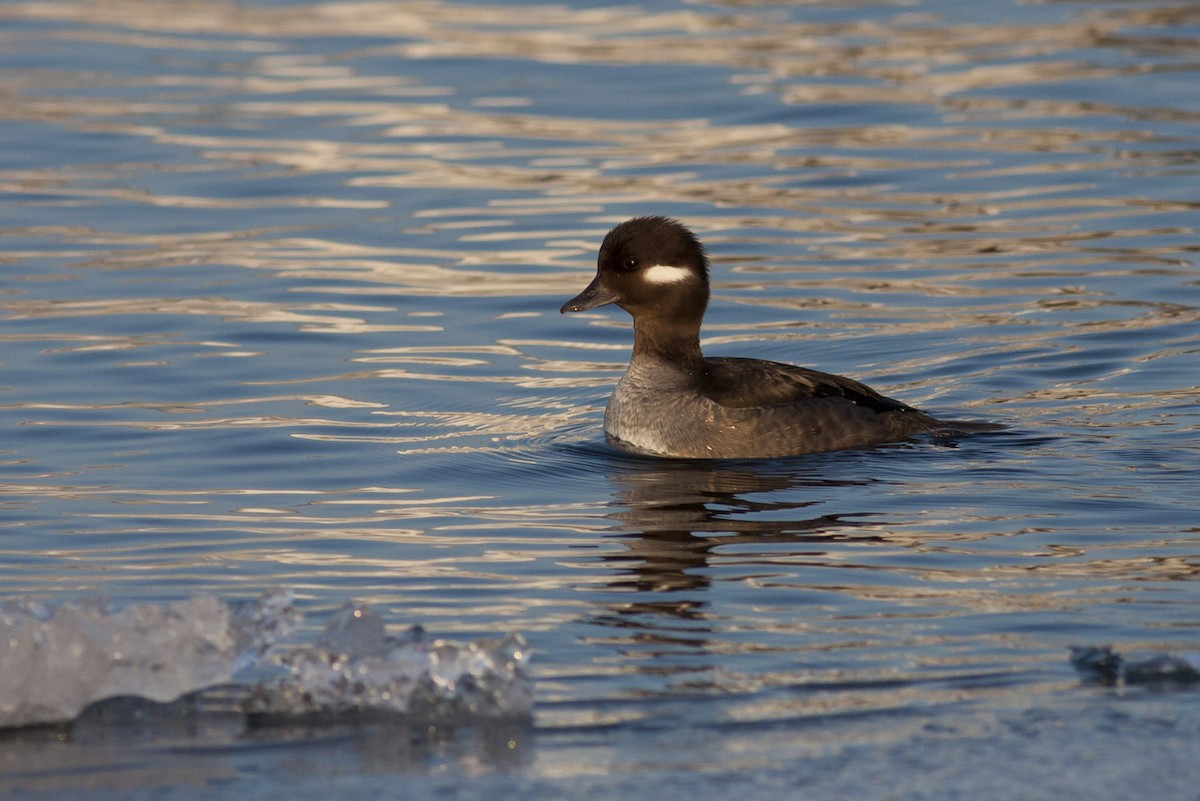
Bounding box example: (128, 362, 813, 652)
(596, 453, 888, 604)
(576, 454, 897, 690)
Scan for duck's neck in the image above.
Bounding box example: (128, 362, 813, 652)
(630, 317, 704, 374)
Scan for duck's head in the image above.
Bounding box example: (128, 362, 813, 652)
(561, 216, 710, 325)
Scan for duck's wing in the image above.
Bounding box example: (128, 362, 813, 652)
(701, 357, 917, 415)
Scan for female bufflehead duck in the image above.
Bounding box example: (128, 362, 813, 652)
(561, 216, 962, 459)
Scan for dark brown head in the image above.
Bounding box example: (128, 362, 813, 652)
(560, 216, 710, 326)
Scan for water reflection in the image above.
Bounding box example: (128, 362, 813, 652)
(0, 706, 531, 793)
(600, 458, 881, 597)
(6, 0, 1198, 242)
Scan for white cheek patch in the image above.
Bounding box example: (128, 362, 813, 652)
(641, 264, 693, 285)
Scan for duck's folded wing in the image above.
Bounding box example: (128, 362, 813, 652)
(701, 357, 916, 415)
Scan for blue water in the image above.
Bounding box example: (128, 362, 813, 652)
(2, 0, 1199, 797)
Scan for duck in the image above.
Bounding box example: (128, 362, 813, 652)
(560, 216, 974, 459)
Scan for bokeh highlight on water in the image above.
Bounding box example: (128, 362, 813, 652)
(1, 0, 1199, 798)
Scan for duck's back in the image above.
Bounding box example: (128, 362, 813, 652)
(604, 354, 939, 459)
(701, 357, 916, 414)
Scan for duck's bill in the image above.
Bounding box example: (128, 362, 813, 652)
(560, 275, 619, 313)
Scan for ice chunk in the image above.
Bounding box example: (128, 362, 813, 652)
(0, 594, 531, 730)
(245, 603, 533, 721)
(1070, 646, 1200, 687)
(0, 590, 297, 729)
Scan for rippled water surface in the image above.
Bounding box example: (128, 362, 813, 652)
(2, 0, 1200, 797)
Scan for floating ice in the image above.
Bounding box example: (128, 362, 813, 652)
(1070, 646, 1200, 687)
(0, 590, 298, 729)
(0, 593, 532, 730)
(245, 603, 533, 721)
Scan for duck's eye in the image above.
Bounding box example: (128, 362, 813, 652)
(622, 257, 639, 271)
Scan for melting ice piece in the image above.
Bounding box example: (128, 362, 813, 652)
(0, 590, 298, 729)
(1070, 646, 1200, 686)
(245, 603, 533, 720)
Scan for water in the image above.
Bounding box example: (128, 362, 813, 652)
(1, 0, 1199, 797)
